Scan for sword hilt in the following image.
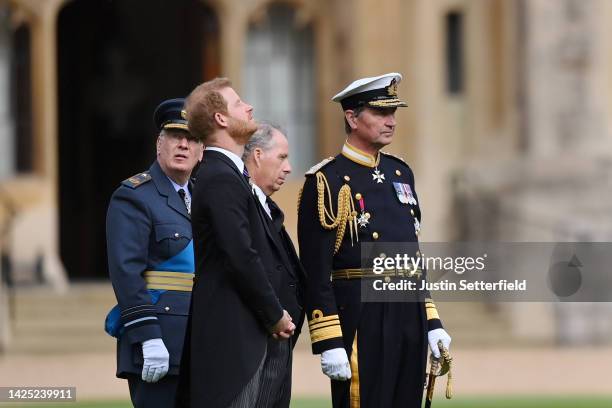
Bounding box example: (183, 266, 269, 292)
(437, 340, 453, 399)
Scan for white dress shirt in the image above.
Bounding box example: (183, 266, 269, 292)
(206, 146, 245, 174)
(252, 184, 271, 219)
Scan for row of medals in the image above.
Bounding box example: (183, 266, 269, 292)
(354, 167, 420, 236)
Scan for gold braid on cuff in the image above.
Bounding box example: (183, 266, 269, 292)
(308, 310, 343, 343)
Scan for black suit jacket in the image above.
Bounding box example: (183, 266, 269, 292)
(178, 150, 296, 407)
(266, 197, 307, 345)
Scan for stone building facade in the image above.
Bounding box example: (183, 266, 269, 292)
(0, 0, 611, 347)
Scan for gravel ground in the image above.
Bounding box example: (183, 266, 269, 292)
(0, 347, 610, 401)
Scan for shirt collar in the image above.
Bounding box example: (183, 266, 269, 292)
(252, 184, 271, 219)
(206, 146, 245, 174)
(341, 141, 380, 168)
(166, 176, 189, 194)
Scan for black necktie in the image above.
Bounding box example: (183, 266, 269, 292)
(178, 188, 190, 215)
(266, 197, 284, 231)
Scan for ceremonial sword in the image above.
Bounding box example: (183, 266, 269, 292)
(424, 340, 453, 408)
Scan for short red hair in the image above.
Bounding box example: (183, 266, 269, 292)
(185, 77, 232, 142)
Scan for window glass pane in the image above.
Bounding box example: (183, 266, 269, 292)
(244, 5, 316, 176)
(446, 11, 464, 95)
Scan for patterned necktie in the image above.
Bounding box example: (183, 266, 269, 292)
(177, 188, 191, 215)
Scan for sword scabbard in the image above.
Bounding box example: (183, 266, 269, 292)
(424, 357, 440, 407)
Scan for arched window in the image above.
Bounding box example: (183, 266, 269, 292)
(243, 4, 316, 176)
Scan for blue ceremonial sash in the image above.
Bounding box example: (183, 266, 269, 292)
(104, 240, 194, 338)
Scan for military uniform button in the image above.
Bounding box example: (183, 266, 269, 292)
(415, 230, 419, 237)
(164, 306, 170, 312)
(174, 232, 180, 238)
(396, 170, 402, 176)
(384, 276, 391, 283)
(416, 250, 421, 257)
(380, 253, 386, 259)
(410, 209, 415, 216)
(355, 193, 362, 200)
(344, 175, 351, 182)
(372, 232, 379, 240)
(365, 212, 371, 219)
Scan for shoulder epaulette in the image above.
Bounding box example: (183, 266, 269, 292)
(305, 157, 335, 176)
(381, 150, 409, 167)
(122, 172, 152, 189)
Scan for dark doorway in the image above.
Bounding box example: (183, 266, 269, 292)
(11, 24, 33, 174)
(57, 0, 219, 280)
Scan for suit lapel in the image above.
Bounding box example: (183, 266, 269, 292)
(150, 161, 190, 220)
(268, 197, 307, 281)
(260, 198, 301, 273)
(253, 196, 287, 257)
(204, 150, 252, 194)
(204, 151, 289, 263)
(280, 226, 307, 280)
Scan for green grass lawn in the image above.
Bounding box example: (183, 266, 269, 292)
(432, 396, 612, 408)
(9, 396, 612, 408)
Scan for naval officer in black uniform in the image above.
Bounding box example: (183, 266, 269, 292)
(105, 98, 203, 407)
(298, 73, 451, 407)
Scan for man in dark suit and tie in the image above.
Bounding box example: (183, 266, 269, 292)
(176, 78, 296, 408)
(242, 123, 307, 405)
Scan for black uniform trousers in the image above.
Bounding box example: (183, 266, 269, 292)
(332, 301, 426, 408)
(127, 374, 179, 408)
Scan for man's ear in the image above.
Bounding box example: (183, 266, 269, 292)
(345, 110, 358, 130)
(214, 112, 228, 128)
(156, 136, 162, 155)
(198, 143, 204, 161)
(253, 147, 263, 167)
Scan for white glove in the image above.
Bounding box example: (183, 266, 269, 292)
(428, 328, 451, 359)
(141, 338, 169, 383)
(321, 348, 352, 381)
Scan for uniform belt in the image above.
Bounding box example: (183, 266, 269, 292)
(332, 268, 423, 280)
(144, 270, 194, 292)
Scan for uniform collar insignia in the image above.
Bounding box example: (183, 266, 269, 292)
(341, 141, 380, 168)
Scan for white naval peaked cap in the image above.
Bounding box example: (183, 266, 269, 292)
(331, 72, 408, 110)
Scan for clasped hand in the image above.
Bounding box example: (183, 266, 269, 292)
(270, 309, 296, 340)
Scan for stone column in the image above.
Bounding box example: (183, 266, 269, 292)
(502, 0, 612, 345)
(0, 2, 12, 352)
(12, 0, 68, 291)
(524, 0, 610, 158)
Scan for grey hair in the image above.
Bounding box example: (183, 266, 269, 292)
(242, 122, 285, 160)
(344, 105, 366, 134)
